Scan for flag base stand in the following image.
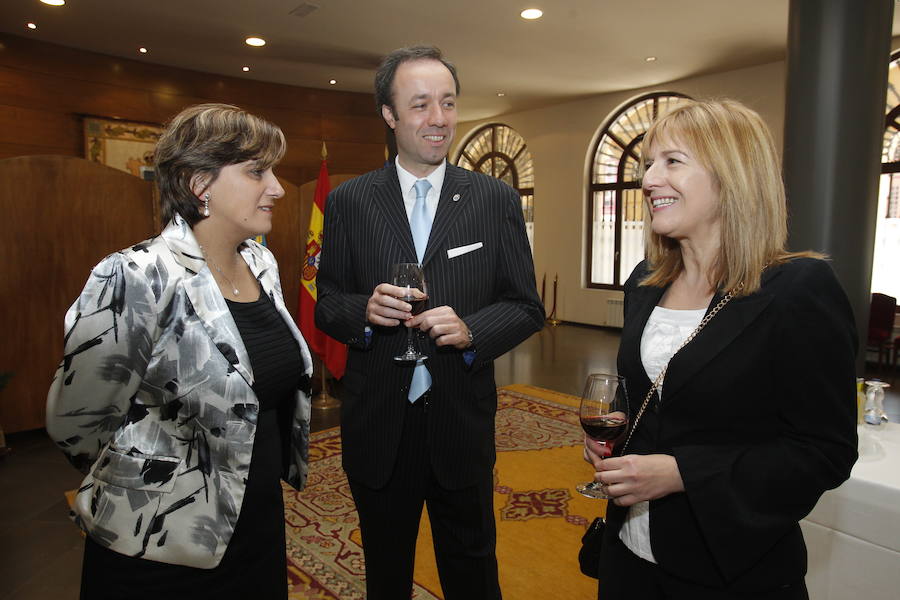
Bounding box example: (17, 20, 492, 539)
(312, 389, 340, 410)
(312, 357, 341, 410)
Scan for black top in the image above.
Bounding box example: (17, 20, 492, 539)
(227, 290, 305, 411)
(81, 289, 306, 600)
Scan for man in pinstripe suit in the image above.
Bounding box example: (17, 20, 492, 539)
(315, 46, 544, 600)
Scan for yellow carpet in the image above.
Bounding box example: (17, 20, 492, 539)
(284, 385, 603, 599)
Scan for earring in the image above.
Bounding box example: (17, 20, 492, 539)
(202, 192, 210, 217)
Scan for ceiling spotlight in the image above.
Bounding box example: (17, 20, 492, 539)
(645, 56, 657, 62)
(497, 92, 506, 97)
(520, 8, 543, 20)
(329, 79, 337, 85)
(27, 22, 37, 30)
(139, 47, 148, 54)
(242, 66, 251, 72)
(41, 0, 66, 5)
(245, 37, 266, 47)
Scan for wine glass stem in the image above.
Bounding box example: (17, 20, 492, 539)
(406, 325, 416, 355)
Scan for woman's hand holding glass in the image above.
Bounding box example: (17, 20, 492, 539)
(577, 374, 629, 499)
(592, 454, 685, 507)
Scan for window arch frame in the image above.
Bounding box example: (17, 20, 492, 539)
(585, 91, 691, 290)
(884, 50, 900, 177)
(454, 122, 535, 229)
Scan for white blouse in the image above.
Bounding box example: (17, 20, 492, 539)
(619, 305, 705, 563)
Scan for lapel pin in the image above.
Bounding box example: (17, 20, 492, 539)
(452, 193, 461, 202)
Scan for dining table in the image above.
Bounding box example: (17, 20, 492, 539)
(800, 422, 900, 598)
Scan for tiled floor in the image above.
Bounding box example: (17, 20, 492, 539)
(1, 323, 896, 599)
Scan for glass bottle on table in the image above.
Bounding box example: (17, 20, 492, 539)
(864, 380, 890, 426)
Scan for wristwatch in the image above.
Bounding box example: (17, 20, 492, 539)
(466, 328, 474, 348)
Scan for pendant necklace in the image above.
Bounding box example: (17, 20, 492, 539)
(201, 247, 240, 296)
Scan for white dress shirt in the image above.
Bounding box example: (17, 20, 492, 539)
(395, 157, 446, 223)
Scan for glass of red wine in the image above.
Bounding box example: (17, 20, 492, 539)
(576, 373, 629, 499)
(392, 262, 428, 362)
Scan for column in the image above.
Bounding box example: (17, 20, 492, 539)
(783, 0, 894, 370)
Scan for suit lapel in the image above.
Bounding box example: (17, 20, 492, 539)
(372, 164, 418, 263)
(422, 164, 470, 268)
(662, 290, 774, 403)
(161, 216, 254, 387)
(620, 283, 666, 390)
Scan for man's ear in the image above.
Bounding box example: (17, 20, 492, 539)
(381, 104, 397, 130)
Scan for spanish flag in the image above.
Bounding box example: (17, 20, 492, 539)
(298, 144, 347, 379)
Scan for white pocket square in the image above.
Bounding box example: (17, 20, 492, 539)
(447, 242, 483, 259)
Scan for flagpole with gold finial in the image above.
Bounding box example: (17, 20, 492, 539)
(312, 141, 341, 410)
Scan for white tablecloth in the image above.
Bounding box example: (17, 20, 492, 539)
(801, 423, 900, 599)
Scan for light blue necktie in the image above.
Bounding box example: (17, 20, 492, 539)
(408, 179, 432, 402)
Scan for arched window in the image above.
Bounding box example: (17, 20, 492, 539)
(587, 92, 690, 288)
(455, 124, 535, 247)
(874, 51, 900, 298)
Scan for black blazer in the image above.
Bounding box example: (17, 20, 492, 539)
(315, 162, 544, 490)
(605, 258, 858, 592)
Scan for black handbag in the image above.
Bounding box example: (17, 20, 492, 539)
(578, 517, 605, 578)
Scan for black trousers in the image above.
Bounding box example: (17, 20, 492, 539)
(598, 535, 809, 600)
(348, 395, 501, 600)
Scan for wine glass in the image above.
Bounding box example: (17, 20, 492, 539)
(392, 262, 428, 362)
(576, 373, 629, 499)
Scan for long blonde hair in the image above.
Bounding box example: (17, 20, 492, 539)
(640, 98, 817, 295)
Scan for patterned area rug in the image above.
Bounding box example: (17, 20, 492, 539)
(284, 384, 603, 599)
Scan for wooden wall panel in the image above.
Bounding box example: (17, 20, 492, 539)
(0, 156, 156, 434)
(0, 143, 79, 160)
(0, 106, 81, 153)
(322, 114, 385, 143)
(0, 36, 375, 116)
(0, 34, 384, 185)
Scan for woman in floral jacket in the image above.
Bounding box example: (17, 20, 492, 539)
(47, 103, 312, 600)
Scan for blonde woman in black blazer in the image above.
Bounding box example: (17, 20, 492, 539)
(584, 99, 857, 599)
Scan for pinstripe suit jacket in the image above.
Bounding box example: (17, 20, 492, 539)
(315, 161, 544, 489)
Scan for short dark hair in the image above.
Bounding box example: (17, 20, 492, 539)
(374, 46, 461, 119)
(154, 103, 285, 227)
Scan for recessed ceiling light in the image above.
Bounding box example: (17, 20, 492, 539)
(26, 22, 37, 30)
(645, 56, 657, 62)
(520, 8, 543, 20)
(242, 66, 251, 72)
(139, 47, 148, 54)
(41, 0, 65, 5)
(245, 37, 266, 47)
(329, 79, 337, 85)
(497, 92, 506, 97)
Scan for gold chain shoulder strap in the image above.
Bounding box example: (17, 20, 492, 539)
(619, 287, 740, 454)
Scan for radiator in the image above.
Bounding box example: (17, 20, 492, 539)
(606, 298, 624, 328)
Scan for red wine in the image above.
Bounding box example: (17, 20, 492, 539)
(580, 415, 628, 441)
(399, 296, 427, 315)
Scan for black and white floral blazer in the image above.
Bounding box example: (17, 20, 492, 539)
(46, 215, 313, 569)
